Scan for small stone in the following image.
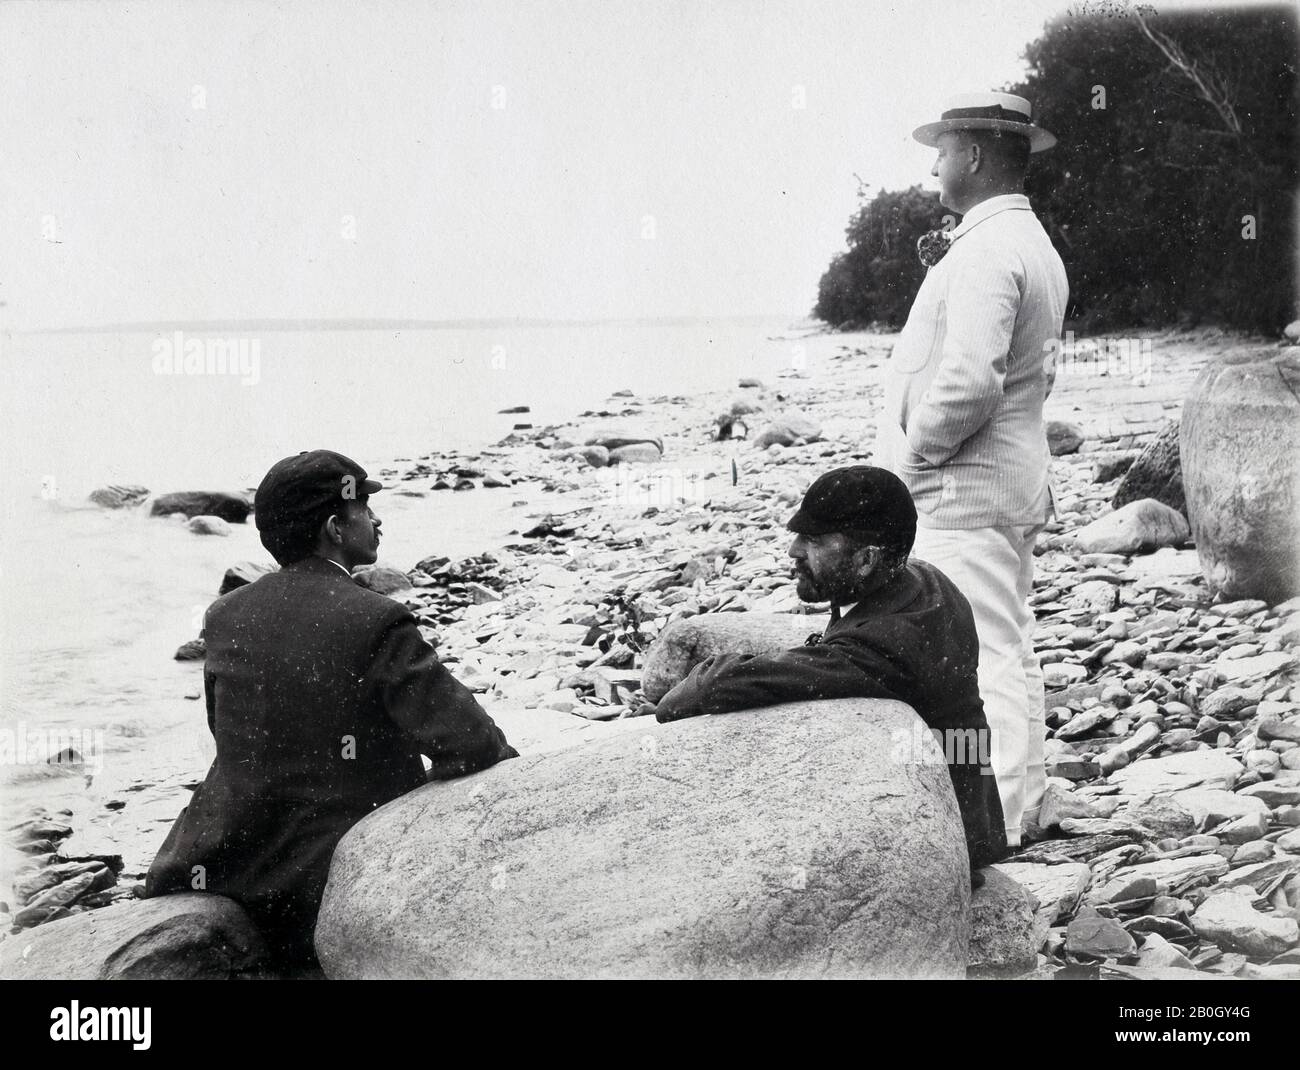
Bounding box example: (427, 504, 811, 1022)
(1046, 756, 1101, 781)
(173, 638, 206, 661)
(1217, 599, 1269, 619)
(1136, 932, 1195, 969)
(1258, 714, 1300, 744)
(1245, 750, 1281, 775)
(1122, 797, 1197, 839)
(1229, 842, 1274, 867)
(1169, 787, 1269, 831)
(1216, 812, 1269, 844)
(1065, 915, 1136, 959)
(1056, 708, 1111, 741)
(1107, 749, 1243, 795)
(1199, 686, 1259, 720)
(1037, 784, 1100, 829)
(995, 862, 1092, 927)
(1044, 663, 1088, 689)
(187, 515, 231, 536)
(1074, 499, 1189, 555)
(1047, 421, 1085, 456)
(1102, 641, 1145, 667)
(1192, 889, 1299, 959)
(1236, 782, 1300, 807)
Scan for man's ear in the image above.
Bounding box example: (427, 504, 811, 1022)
(322, 512, 344, 546)
(853, 544, 882, 578)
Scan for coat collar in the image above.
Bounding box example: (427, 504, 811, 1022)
(283, 555, 355, 581)
(951, 193, 1032, 241)
(826, 563, 924, 632)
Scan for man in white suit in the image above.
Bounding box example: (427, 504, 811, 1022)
(878, 92, 1069, 846)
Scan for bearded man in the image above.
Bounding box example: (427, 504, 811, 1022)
(653, 466, 1007, 873)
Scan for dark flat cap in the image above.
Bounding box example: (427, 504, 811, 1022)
(786, 465, 917, 547)
(254, 450, 382, 533)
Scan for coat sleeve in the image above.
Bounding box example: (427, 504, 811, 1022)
(654, 635, 910, 722)
(905, 247, 1022, 466)
(364, 611, 518, 778)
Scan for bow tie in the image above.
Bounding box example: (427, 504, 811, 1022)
(917, 228, 954, 268)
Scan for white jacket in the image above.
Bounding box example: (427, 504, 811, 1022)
(878, 194, 1069, 528)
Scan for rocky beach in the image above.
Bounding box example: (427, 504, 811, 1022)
(4, 325, 1300, 979)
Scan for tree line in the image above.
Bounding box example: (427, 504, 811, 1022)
(814, 5, 1299, 333)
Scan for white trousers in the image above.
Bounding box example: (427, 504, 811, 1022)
(910, 523, 1046, 846)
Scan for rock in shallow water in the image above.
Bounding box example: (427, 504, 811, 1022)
(88, 484, 150, 509)
(150, 491, 251, 523)
(187, 515, 231, 536)
(315, 699, 971, 979)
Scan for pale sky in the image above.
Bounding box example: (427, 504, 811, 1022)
(0, 0, 1215, 329)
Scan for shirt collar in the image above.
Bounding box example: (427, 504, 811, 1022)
(951, 193, 1031, 240)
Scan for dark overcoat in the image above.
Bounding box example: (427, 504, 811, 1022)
(146, 555, 516, 960)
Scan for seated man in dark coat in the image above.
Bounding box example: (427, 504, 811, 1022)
(654, 466, 1007, 875)
(146, 450, 517, 967)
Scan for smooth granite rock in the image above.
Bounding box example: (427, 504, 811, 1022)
(316, 699, 970, 979)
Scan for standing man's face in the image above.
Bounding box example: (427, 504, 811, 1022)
(328, 497, 382, 570)
(931, 131, 973, 213)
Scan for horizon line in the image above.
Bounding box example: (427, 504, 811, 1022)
(11, 312, 814, 336)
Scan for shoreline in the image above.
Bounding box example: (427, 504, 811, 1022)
(5, 325, 1300, 978)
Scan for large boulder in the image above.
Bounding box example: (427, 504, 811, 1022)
(1114, 420, 1185, 513)
(315, 699, 972, 979)
(1181, 351, 1300, 603)
(641, 612, 829, 702)
(150, 491, 251, 523)
(88, 484, 150, 509)
(0, 894, 268, 980)
(1073, 498, 1189, 555)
